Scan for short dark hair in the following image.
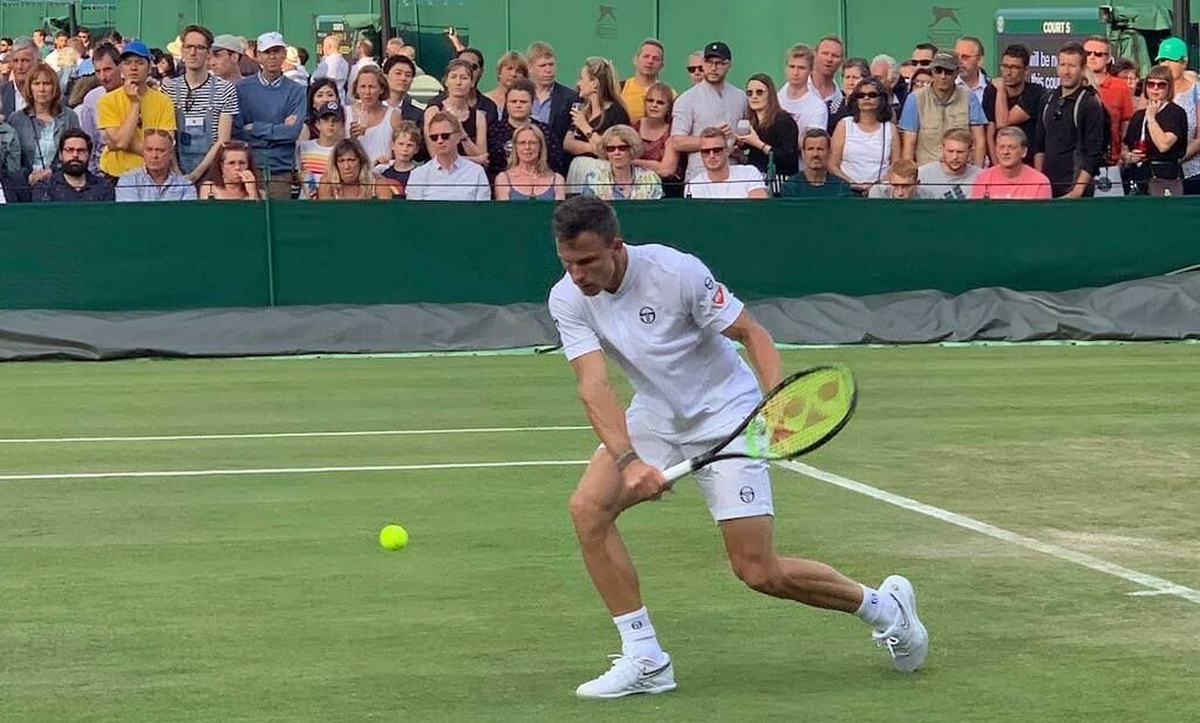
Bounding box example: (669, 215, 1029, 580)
(55, 30, 69, 39)
(92, 42, 120, 65)
(507, 77, 536, 98)
(100, 30, 122, 45)
(914, 43, 939, 54)
(553, 196, 621, 246)
(1002, 44, 1031, 66)
(383, 54, 416, 76)
(58, 127, 93, 156)
(458, 47, 485, 66)
(297, 47, 309, 65)
(181, 25, 214, 47)
(801, 128, 830, 146)
(1059, 42, 1086, 61)
(76, 27, 90, 35)
(0, 37, 12, 45)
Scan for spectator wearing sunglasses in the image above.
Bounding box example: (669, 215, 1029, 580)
(684, 126, 767, 199)
(631, 82, 681, 193)
(1122, 66, 1187, 196)
(671, 41, 747, 181)
(582, 124, 662, 200)
(899, 52, 987, 167)
(405, 111, 490, 200)
(1084, 35, 1134, 196)
(830, 77, 900, 195)
(737, 73, 798, 181)
(686, 51, 704, 86)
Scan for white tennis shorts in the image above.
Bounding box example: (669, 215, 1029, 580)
(624, 409, 774, 522)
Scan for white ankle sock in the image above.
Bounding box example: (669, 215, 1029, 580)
(613, 606, 665, 662)
(854, 584, 900, 630)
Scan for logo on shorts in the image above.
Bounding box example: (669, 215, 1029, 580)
(639, 306, 656, 324)
(739, 485, 755, 503)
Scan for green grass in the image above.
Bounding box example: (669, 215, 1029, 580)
(1, 344, 1197, 722)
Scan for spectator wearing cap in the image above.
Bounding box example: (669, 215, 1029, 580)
(620, 39, 664, 122)
(32, 128, 113, 201)
(405, 110, 490, 200)
(685, 126, 767, 199)
(1, 37, 38, 117)
(10, 62, 80, 187)
(525, 41, 579, 174)
(97, 40, 177, 180)
(954, 37, 988, 105)
(296, 99, 344, 199)
(284, 46, 310, 85)
(235, 31, 306, 200)
(115, 129, 196, 201)
(780, 128, 852, 197)
(77, 42, 121, 174)
(1033, 42, 1107, 198)
(1154, 37, 1200, 194)
(209, 35, 245, 85)
(671, 41, 747, 181)
(161, 25, 240, 182)
(313, 35, 350, 99)
(899, 51, 987, 167)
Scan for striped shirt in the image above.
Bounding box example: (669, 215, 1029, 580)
(162, 73, 240, 143)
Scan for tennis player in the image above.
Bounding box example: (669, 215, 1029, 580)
(548, 197, 929, 699)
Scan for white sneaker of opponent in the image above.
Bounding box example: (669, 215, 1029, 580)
(872, 575, 929, 672)
(574, 653, 676, 699)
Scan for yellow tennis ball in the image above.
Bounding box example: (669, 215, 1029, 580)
(379, 524, 409, 551)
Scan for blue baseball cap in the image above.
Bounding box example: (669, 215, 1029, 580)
(119, 39, 152, 61)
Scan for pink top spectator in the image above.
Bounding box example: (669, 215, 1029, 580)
(970, 165, 1053, 200)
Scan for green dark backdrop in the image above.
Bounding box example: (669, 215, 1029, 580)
(2, 199, 1197, 312)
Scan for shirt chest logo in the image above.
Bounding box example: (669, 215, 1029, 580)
(638, 306, 656, 324)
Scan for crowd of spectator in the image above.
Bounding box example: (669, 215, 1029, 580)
(0, 22, 1196, 204)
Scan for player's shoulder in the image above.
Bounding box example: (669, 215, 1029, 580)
(548, 273, 582, 308)
(629, 242, 698, 274)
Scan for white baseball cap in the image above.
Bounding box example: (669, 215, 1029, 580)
(257, 32, 286, 52)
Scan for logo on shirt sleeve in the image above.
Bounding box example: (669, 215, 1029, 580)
(712, 284, 727, 308)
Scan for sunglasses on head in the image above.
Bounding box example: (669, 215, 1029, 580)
(429, 132, 454, 141)
(687, 65, 703, 73)
(604, 144, 631, 153)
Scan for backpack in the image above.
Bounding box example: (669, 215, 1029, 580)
(1040, 86, 1109, 186)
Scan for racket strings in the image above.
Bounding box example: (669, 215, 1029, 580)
(746, 369, 855, 459)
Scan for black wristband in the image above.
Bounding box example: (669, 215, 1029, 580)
(615, 449, 640, 472)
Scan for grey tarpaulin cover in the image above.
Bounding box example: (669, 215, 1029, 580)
(1, 273, 1197, 361)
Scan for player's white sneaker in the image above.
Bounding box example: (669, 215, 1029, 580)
(574, 653, 676, 699)
(872, 575, 929, 672)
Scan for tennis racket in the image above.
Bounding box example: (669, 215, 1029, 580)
(663, 365, 857, 486)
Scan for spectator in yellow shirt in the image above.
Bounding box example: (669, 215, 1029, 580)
(97, 39, 176, 178)
(620, 39, 664, 122)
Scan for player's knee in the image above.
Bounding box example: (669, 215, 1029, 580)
(568, 489, 607, 532)
(731, 556, 783, 596)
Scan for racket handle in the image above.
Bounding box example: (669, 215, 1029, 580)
(663, 459, 696, 486)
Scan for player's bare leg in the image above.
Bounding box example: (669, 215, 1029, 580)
(720, 515, 929, 672)
(569, 446, 676, 698)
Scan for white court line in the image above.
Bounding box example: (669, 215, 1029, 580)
(0, 460, 591, 482)
(0, 425, 592, 445)
(776, 460, 1200, 606)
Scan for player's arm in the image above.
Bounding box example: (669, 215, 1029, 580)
(721, 309, 782, 392)
(569, 350, 668, 500)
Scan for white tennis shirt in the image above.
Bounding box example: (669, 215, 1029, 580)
(549, 243, 762, 442)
